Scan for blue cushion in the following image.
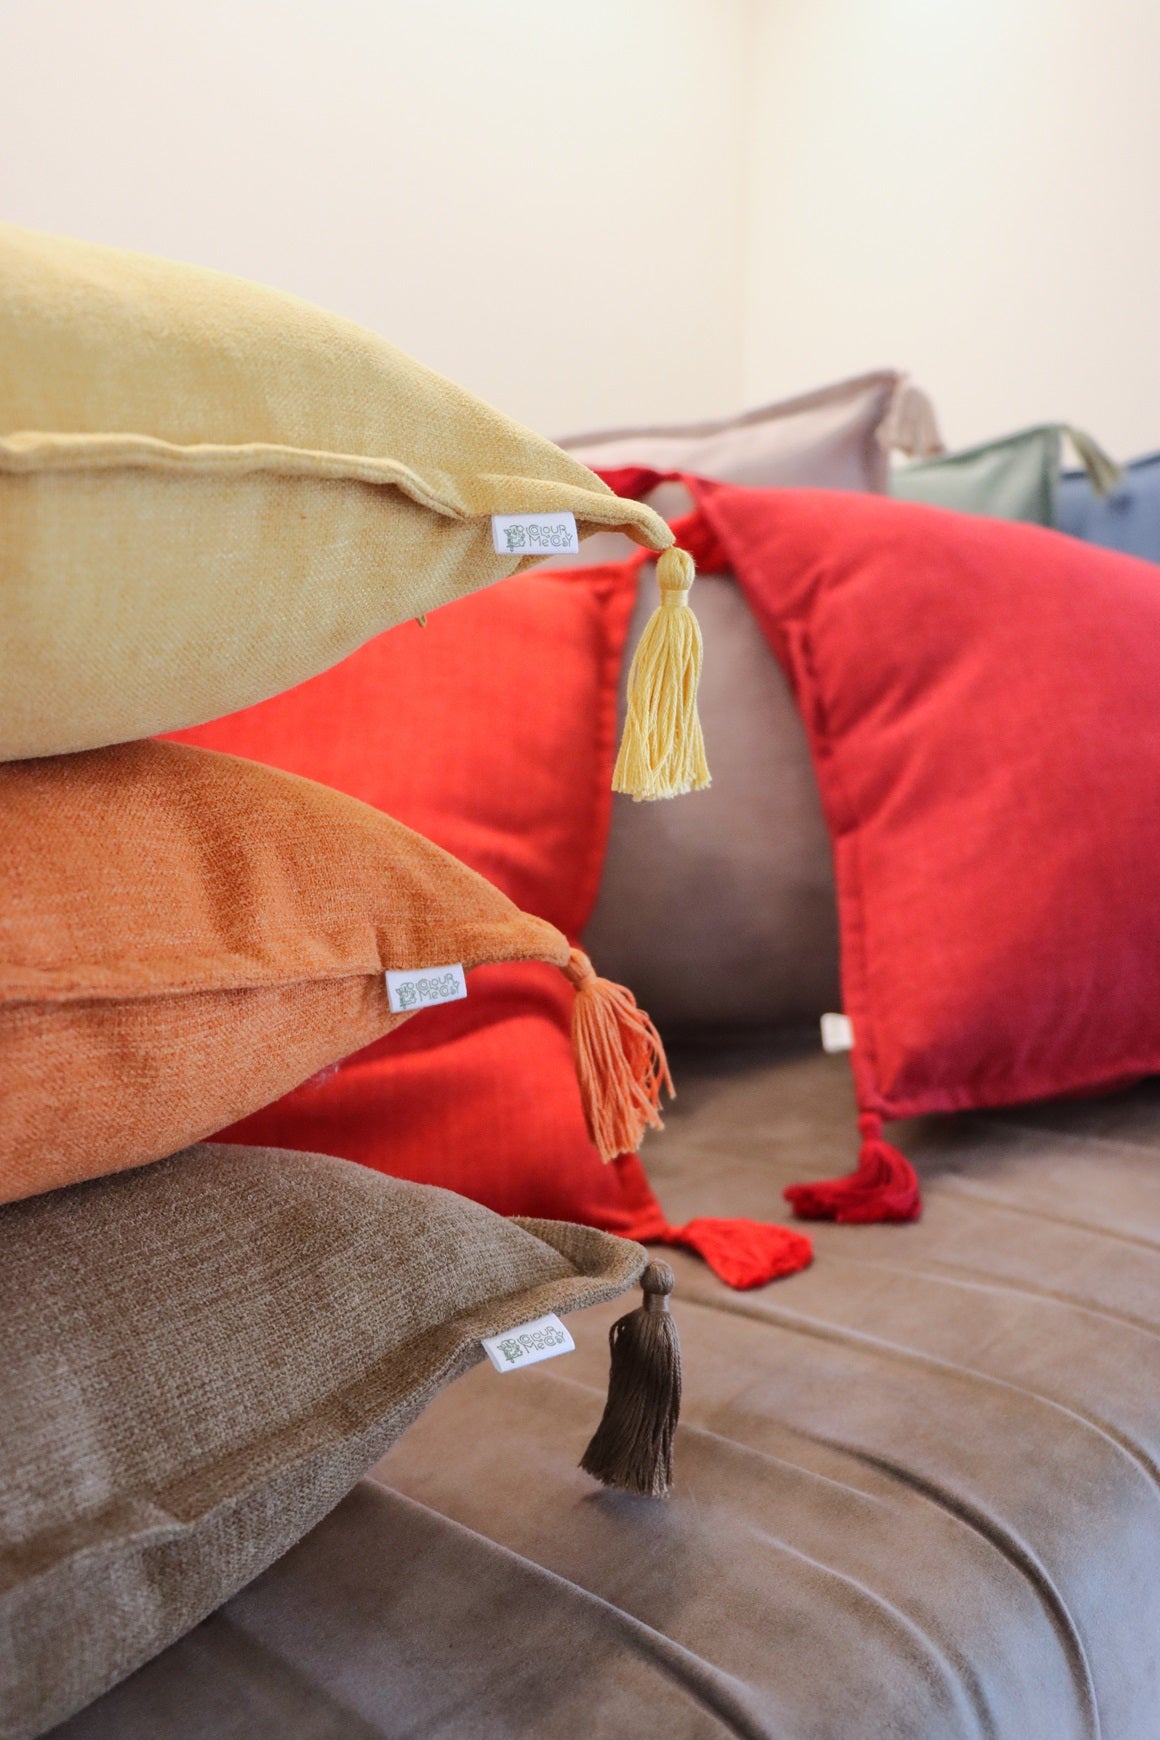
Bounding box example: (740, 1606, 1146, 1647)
(1057, 451, 1160, 565)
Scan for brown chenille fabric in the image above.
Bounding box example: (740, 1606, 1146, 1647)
(0, 1140, 647, 1739)
(0, 738, 569, 1203)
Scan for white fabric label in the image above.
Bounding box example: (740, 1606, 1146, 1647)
(482, 1313, 575, 1374)
(491, 511, 579, 558)
(385, 963, 467, 1015)
(820, 1012, 855, 1053)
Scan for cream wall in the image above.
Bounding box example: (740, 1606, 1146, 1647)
(0, 0, 752, 437)
(742, 0, 1160, 456)
(3, 1, 1157, 455)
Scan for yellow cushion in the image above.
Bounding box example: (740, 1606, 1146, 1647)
(0, 224, 672, 760)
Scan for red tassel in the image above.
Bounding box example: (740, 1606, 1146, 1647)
(662, 1217, 813, 1289)
(609, 1157, 812, 1291)
(784, 1114, 922, 1224)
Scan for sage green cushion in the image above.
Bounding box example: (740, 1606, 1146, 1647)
(891, 424, 1064, 523)
(892, 423, 1119, 526)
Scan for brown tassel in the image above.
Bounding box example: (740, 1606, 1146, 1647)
(612, 546, 710, 802)
(563, 948, 672, 1161)
(581, 1260, 681, 1497)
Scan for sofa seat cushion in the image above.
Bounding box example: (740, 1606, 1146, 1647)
(59, 1039, 1160, 1739)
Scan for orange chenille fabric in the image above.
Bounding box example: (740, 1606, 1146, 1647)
(0, 738, 569, 1203)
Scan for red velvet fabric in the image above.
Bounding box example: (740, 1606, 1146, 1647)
(172, 569, 811, 1287)
(682, 479, 1160, 1219)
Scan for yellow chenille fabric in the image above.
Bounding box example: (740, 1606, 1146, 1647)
(0, 224, 673, 760)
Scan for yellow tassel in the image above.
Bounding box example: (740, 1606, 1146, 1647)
(612, 546, 710, 802)
(563, 948, 673, 1161)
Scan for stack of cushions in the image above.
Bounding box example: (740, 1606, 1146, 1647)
(891, 422, 1120, 525)
(172, 575, 811, 1290)
(0, 225, 743, 1733)
(672, 476, 1160, 1225)
(0, 1143, 651, 1736)
(568, 374, 946, 1031)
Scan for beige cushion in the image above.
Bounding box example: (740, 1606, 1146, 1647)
(560, 369, 943, 563)
(0, 224, 670, 760)
(0, 1141, 645, 1738)
(585, 566, 840, 1028)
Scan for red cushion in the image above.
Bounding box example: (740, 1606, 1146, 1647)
(689, 480, 1160, 1220)
(172, 569, 810, 1288)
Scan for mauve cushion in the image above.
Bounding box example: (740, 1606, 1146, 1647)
(585, 564, 840, 1028)
(563, 369, 942, 566)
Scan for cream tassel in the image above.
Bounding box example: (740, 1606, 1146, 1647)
(612, 546, 710, 802)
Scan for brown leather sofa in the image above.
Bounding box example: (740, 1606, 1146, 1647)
(61, 1028, 1160, 1739)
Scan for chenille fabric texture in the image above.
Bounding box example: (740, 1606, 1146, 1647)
(174, 572, 810, 1290)
(0, 738, 578, 1205)
(0, 1141, 648, 1739)
(0, 222, 674, 761)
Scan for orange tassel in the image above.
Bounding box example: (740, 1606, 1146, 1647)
(563, 948, 673, 1161)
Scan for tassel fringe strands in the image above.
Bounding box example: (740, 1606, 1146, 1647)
(613, 546, 710, 802)
(564, 949, 672, 1161)
(581, 1259, 682, 1497)
(783, 1113, 922, 1224)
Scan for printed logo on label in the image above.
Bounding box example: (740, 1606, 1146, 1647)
(385, 963, 468, 1015)
(491, 511, 580, 558)
(820, 1012, 855, 1054)
(481, 1313, 576, 1374)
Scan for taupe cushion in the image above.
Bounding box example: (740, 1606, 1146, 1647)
(585, 567, 840, 1028)
(0, 1142, 645, 1739)
(65, 1044, 1160, 1739)
(560, 369, 943, 564)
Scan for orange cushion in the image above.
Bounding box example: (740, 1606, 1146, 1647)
(0, 737, 566, 1204)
